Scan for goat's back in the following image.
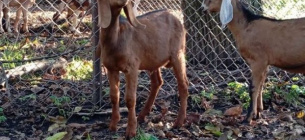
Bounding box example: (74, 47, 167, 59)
(102, 10, 186, 72)
(130, 10, 185, 70)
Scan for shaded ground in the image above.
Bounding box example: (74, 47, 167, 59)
(1, 70, 305, 140)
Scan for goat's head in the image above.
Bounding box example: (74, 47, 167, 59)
(97, 0, 145, 28)
(202, 0, 234, 28)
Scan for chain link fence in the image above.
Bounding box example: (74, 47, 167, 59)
(0, 0, 305, 138)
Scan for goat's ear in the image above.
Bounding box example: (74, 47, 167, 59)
(123, 1, 146, 29)
(220, 0, 233, 29)
(97, 0, 112, 28)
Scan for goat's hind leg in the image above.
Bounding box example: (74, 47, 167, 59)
(0, 2, 4, 33)
(13, 8, 22, 33)
(244, 63, 268, 123)
(171, 52, 189, 128)
(256, 67, 268, 119)
(21, 6, 29, 33)
(138, 69, 163, 123)
(108, 70, 121, 132)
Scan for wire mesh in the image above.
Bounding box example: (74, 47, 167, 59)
(0, 0, 305, 138)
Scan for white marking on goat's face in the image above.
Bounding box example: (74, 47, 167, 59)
(201, 0, 209, 11)
(202, 0, 222, 12)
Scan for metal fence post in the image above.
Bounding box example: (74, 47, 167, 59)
(92, 0, 101, 106)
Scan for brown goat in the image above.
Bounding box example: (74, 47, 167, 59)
(53, 0, 90, 33)
(97, 0, 189, 138)
(202, 0, 305, 123)
(0, 0, 35, 33)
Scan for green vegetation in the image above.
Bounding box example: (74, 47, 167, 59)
(227, 82, 250, 108)
(19, 94, 37, 102)
(132, 128, 158, 140)
(64, 56, 93, 81)
(50, 95, 71, 117)
(226, 79, 305, 108)
(50, 95, 71, 107)
(204, 123, 222, 137)
(0, 107, 7, 123)
(264, 81, 305, 106)
(191, 87, 216, 105)
(76, 39, 90, 46)
(0, 39, 34, 69)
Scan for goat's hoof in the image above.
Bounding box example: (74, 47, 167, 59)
(254, 112, 261, 120)
(109, 124, 117, 132)
(137, 116, 146, 124)
(173, 120, 184, 128)
(241, 118, 252, 125)
(125, 130, 136, 140)
(20, 30, 29, 34)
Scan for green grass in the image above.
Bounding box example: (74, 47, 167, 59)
(0, 108, 7, 123)
(132, 128, 158, 140)
(227, 82, 250, 108)
(64, 56, 93, 81)
(0, 38, 35, 69)
(226, 80, 305, 108)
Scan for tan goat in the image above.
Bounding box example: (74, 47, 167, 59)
(53, 0, 90, 34)
(97, 0, 189, 138)
(202, 0, 305, 123)
(0, 0, 35, 33)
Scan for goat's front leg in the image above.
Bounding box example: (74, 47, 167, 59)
(138, 69, 163, 123)
(67, 9, 81, 34)
(124, 69, 138, 139)
(21, 7, 29, 33)
(108, 70, 121, 132)
(0, 2, 4, 33)
(53, 2, 66, 21)
(172, 53, 189, 128)
(3, 7, 11, 33)
(13, 8, 22, 33)
(245, 63, 268, 123)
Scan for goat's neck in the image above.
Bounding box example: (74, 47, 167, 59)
(227, 1, 248, 40)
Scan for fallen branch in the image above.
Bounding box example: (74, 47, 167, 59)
(5, 57, 67, 80)
(76, 107, 128, 116)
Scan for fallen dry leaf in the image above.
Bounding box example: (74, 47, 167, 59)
(158, 100, 170, 117)
(67, 123, 88, 129)
(296, 110, 305, 119)
(201, 98, 212, 109)
(278, 113, 294, 122)
(185, 112, 201, 125)
(232, 128, 242, 137)
(165, 131, 177, 138)
(156, 129, 166, 138)
(42, 73, 61, 80)
(224, 105, 242, 117)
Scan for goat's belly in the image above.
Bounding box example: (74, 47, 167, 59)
(9, 0, 34, 6)
(139, 60, 170, 71)
(274, 64, 305, 74)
